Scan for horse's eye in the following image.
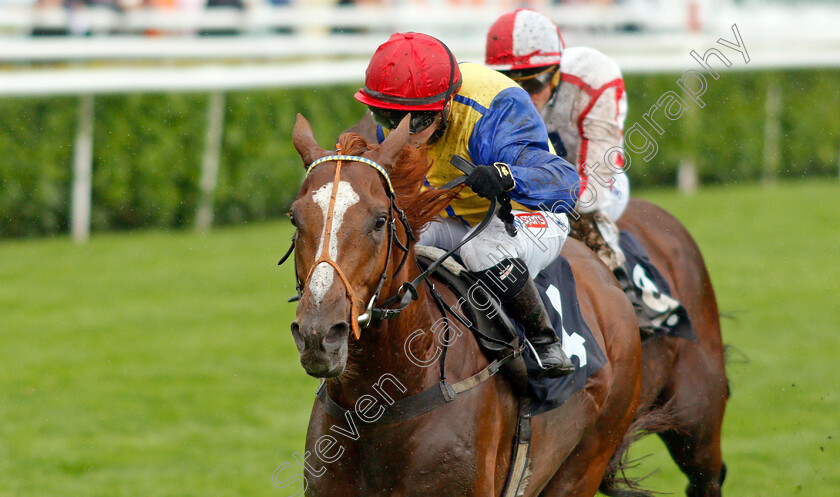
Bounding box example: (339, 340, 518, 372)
(288, 212, 297, 227)
(374, 216, 387, 231)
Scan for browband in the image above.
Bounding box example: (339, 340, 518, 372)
(307, 155, 394, 195)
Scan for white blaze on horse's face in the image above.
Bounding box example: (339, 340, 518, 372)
(308, 180, 360, 307)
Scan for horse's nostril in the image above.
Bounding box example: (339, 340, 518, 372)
(290, 321, 305, 352)
(324, 321, 350, 347)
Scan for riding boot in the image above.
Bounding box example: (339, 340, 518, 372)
(506, 278, 576, 378)
(568, 211, 626, 271)
(472, 259, 575, 378)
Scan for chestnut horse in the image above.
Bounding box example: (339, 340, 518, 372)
(600, 201, 729, 497)
(288, 113, 642, 496)
(347, 113, 729, 497)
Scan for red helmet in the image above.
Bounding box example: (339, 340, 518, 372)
(355, 32, 462, 112)
(485, 9, 565, 72)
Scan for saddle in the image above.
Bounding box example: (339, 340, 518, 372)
(416, 244, 609, 416)
(415, 245, 529, 395)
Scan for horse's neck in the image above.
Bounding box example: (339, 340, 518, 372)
(327, 250, 445, 405)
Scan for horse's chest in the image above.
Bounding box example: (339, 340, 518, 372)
(308, 422, 480, 496)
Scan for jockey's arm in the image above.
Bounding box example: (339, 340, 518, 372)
(576, 82, 626, 213)
(469, 87, 580, 214)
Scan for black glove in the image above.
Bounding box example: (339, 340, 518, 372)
(464, 162, 515, 199)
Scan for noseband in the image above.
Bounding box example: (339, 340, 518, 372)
(281, 154, 415, 339)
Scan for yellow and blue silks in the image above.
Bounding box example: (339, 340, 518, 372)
(376, 63, 580, 227)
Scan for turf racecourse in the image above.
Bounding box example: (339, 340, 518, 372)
(1, 180, 838, 496)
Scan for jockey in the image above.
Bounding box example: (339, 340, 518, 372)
(355, 32, 580, 378)
(486, 9, 687, 336)
(486, 8, 630, 271)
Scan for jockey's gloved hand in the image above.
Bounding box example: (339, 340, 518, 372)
(465, 162, 515, 199)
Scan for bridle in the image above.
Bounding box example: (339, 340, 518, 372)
(279, 154, 414, 339)
(279, 153, 506, 339)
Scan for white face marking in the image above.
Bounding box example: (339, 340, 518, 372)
(307, 180, 360, 306)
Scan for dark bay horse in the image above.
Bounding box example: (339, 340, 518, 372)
(601, 201, 729, 497)
(288, 114, 643, 496)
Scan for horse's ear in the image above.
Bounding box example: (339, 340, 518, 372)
(292, 113, 328, 168)
(376, 114, 411, 169)
(409, 114, 439, 147)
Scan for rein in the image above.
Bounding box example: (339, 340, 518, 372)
(279, 153, 502, 336)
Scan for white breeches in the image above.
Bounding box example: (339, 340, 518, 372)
(605, 171, 630, 221)
(418, 210, 570, 277)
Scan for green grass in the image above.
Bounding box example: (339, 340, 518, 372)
(620, 180, 840, 495)
(1, 180, 838, 496)
(0, 225, 313, 496)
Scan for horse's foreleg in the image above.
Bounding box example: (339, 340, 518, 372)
(657, 344, 728, 497)
(659, 429, 725, 497)
(538, 448, 614, 497)
(538, 364, 641, 497)
(657, 399, 726, 497)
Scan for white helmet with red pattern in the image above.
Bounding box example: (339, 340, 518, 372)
(486, 8, 565, 72)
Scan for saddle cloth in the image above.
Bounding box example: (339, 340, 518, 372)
(618, 231, 696, 343)
(525, 254, 608, 415)
(416, 246, 607, 416)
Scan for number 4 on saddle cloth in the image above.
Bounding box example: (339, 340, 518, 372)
(416, 246, 608, 416)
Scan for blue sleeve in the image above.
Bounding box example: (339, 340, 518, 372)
(468, 87, 580, 213)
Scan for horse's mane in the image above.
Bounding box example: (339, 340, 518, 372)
(338, 132, 460, 234)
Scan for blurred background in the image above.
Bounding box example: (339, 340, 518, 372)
(1, 0, 839, 239)
(0, 1, 838, 496)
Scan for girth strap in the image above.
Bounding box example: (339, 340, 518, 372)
(316, 351, 520, 425)
(501, 411, 533, 497)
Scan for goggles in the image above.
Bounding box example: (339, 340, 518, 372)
(368, 107, 439, 135)
(503, 66, 559, 95)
